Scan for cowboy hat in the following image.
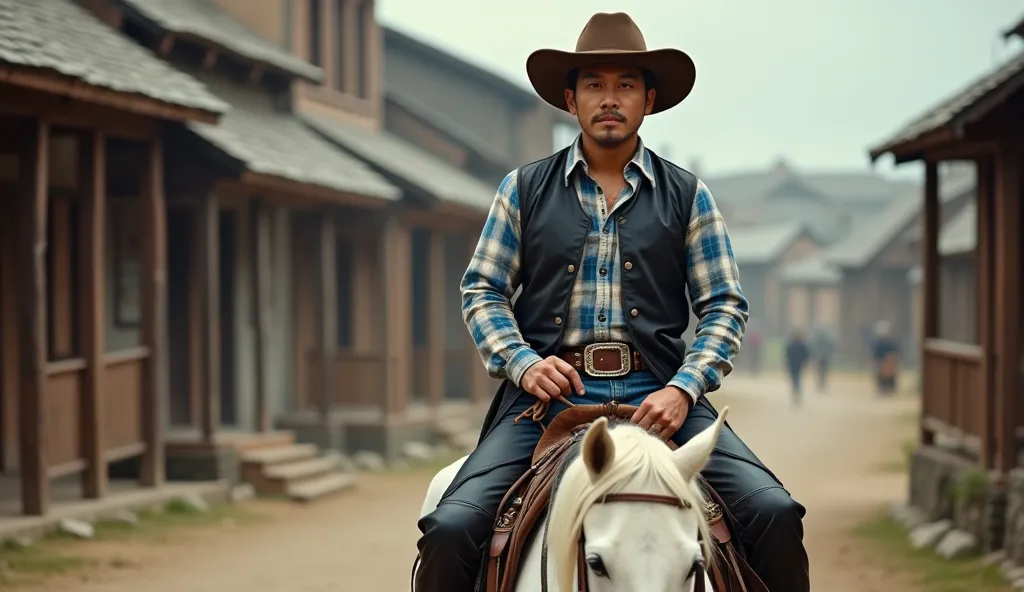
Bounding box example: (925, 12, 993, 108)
(526, 12, 697, 114)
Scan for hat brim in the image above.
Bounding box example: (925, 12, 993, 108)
(526, 48, 696, 114)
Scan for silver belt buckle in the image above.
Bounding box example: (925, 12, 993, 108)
(583, 342, 631, 377)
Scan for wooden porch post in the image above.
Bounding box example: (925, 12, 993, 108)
(252, 201, 272, 431)
(993, 147, 1022, 474)
(920, 161, 940, 447)
(380, 216, 412, 419)
(976, 157, 995, 469)
(140, 133, 167, 487)
(199, 194, 221, 443)
(318, 212, 338, 419)
(18, 118, 50, 515)
(79, 130, 107, 498)
(426, 230, 446, 414)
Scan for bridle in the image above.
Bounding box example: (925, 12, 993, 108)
(571, 493, 707, 592)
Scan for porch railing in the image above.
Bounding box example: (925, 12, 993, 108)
(921, 338, 985, 455)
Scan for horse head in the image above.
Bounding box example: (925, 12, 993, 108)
(546, 407, 729, 591)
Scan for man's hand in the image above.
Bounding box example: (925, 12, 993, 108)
(631, 386, 693, 440)
(520, 356, 586, 402)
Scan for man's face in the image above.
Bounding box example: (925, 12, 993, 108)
(565, 64, 655, 148)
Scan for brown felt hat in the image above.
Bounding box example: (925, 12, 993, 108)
(526, 12, 697, 114)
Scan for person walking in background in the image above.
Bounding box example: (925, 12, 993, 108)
(809, 323, 835, 393)
(872, 320, 900, 396)
(785, 329, 810, 406)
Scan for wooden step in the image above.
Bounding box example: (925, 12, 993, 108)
(241, 443, 318, 468)
(287, 472, 356, 502)
(230, 431, 296, 453)
(264, 455, 338, 481)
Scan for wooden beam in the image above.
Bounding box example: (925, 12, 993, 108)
(252, 201, 272, 431)
(380, 216, 413, 419)
(426, 230, 446, 415)
(993, 147, 1022, 474)
(200, 194, 221, 442)
(974, 156, 995, 470)
(318, 212, 338, 419)
(18, 118, 50, 516)
(78, 129, 107, 498)
(920, 161, 939, 447)
(0, 67, 220, 125)
(139, 132, 167, 487)
(0, 84, 160, 141)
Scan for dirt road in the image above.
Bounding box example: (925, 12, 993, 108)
(44, 372, 918, 591)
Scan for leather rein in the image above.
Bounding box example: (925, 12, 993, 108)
(571, 493, 707, 592)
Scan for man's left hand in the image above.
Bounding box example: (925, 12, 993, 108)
(631, 386, 693, 441)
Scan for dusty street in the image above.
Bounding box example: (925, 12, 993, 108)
(42, 372, 918, 591)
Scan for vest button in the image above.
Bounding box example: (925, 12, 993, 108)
(567, 264, 575, 273)
(624, 261, 633, 271)
(630, 308, 639, 317)
(555, 316, 562, 325)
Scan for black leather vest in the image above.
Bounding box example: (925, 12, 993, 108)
(479, 145, 699, 440)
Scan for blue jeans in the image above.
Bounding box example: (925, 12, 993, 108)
(415, 371, 809, 592)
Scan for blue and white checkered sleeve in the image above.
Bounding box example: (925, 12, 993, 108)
(460, 170, 543, 386)
(668, 179, 750, 404)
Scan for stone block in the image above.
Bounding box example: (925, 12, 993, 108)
(910, 519, 952, 549)
(936, 529, 979, 559)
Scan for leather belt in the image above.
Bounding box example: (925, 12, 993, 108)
(558, 342, 645, 378)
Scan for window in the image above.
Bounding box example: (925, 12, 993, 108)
(308, 0, 322, 66)
(332, 0, 345, 92)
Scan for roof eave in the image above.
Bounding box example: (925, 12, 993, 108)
(868, 127, 955, 164)
(0, 64, 223, 124)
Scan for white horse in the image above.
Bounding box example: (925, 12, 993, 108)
(415, 408, 728, 591)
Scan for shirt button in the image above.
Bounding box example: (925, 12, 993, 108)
(555, 316, 562, 325)
(624, 261, 633, 270)
(630, 308, 639, 317)
(599, 267, 607, 276)
(567, 264, 575, 273)
(598, 313, 607, 322)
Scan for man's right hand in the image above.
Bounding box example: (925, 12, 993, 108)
(520, 356, 586, 402)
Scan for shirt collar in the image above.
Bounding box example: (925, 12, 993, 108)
(563, 134, 657, 188)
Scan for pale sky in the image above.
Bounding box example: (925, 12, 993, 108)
(378, 0, 1024, 179)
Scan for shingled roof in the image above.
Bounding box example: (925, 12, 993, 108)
(0, 0, 226, 120)
(728, 221, 809, 266)
(304, 115, 495, 213)
(115, 0, 322, 82)
(869, 49, 1024, 162)
(825, 167, 976, 268)
(187, 74, 398, 201)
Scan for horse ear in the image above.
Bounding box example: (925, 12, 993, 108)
(672, 407, 729, 481)
(582, 417, 616, 481)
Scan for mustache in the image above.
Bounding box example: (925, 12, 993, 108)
(592, 110, 626, 123)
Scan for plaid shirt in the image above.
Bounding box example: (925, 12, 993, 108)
(460, 136, 748, 403)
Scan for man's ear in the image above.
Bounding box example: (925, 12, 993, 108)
(645, 88, 656, 115)
(565, 89, 578, 115)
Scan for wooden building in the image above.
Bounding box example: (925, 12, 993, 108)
(868, 18, 1023, 553)
(0, 0, 227, 516)
(778, 253, 841, 336)
(98, 0, 525, 484)
(382, 25, 579, 186)
(823, 170, 974, 369)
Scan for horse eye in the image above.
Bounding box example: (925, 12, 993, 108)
(687, 558, 705, 582)
(586, 553, 609, 578)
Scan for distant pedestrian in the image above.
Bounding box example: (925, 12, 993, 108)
(871, 320, 899, 396)
(809, 323, 835, 393)
(785, 329, 811, 406)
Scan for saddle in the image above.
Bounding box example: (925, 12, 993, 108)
(484, 401, 768, 592)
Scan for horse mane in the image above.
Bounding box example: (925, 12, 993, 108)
(546, 419, 712, 591)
